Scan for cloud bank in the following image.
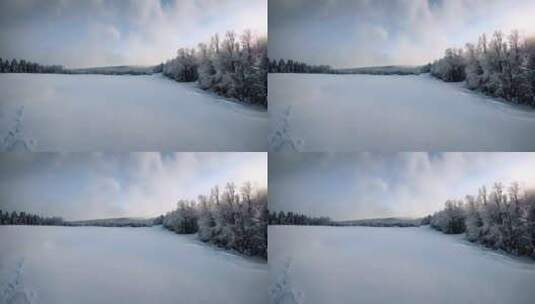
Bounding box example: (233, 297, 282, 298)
(0, 152, 267, 220)
(270, 153, 535, 220)
(269, 0, 535, 68)
(0, 0, 267, 68)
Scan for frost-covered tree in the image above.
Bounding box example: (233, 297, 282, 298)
(0, 209, 64, 226)
(197, 42, 217, 90)
(526, 190, 535, 255)
(431, 30, 535, 107)
(430, 48, 466, 82)
(162, 30, 267, 107)
(464, 195, 483, 241)
(163, 48, 198, 82)
(0, 57, 64, 74)
(162, 182, 267, 258)
(163, 200, 199, 234)
(268, 58, 333, 74)
(197, 194, 217, 242)
(464, 43, 485, 90)
(430, 200, 466, 234)
(432, 182, 535, 258)
(268, 210, 332, 226)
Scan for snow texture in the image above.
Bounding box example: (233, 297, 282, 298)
(269, 225, 535, 304)
(269, 73, 535, 151)
(0, 73, 267, 151)
(270, 258, 303, 304)
(0, 225, 268, 304)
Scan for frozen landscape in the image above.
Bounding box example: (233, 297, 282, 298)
(0, 73, 267, 151)
(269, 73, 535, 151)
(0, 225, 268, 304)
(269, 225, 535, 304)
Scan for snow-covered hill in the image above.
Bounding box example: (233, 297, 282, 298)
(0, 225, 268, 304)
(0, 73, 267, 151)
(269, 225, 535, 304)
(269, 73, 535, 151)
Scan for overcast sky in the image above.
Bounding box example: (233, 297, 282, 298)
(269, 0, 535, 68)
(0, 153, 267, 220)
(270, 153, 535, 221)
(0, 0, 266, 68)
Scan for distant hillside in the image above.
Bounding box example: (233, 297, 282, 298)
(68, 65, 158, 75)
(336, 65, 429, 75)
(67, 217, 160, 227)
(336, 217, 424, 227)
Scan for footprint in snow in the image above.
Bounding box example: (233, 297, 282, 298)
(1, 258, 35, 304)
(2, 106, 36, 151)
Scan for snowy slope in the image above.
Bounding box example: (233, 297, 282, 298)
(269, 73, 535, 151)
(0, 73, 267, 151)
(0, 225, 268, 304)
(269, 225, 535, 304)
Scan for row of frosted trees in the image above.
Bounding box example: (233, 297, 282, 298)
(0, 57, 64, 74)
(163, 30, 268, 107)
(162, 182, 268, 258)
(268, 59, 333, 74)
(268, 210, 332, 226)
(431, 30, 535, 107)
(430, 183, 535, 258)
(0, 209, 64, 226)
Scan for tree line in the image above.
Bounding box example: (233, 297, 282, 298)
(431, 30, 535, 107)
(163, 30, 268, 107)
(162, 182, 268, 258)
(268, 59, 334, 74)
(0, 183, 267, 258)
(0, 57, 64, 74)
(268, 210, 332, 226)
(0, 209, 64, 226)
(342, 217, 424, 227)
(430, 182, 535, 258)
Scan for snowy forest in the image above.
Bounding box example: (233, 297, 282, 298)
(0, 57, 64, 74)
(268, 210, 332, 226)
(268, 211, 425, 227)
(268, 59, 427, 75)
(270, 30, 535, 108)
(0, 209, 64, 226)
(431, 30, 535, 107)
(1, 30, 269, 108)
(268, 59, 333, 74)
(430, 182, 535, 258)
(1, 183, 267, 258)
(0, 210, 159, 227)
(162, 30, 268, 107)
(162, 182, 268, 258)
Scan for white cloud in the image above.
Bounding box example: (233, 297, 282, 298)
(270, 153, 535, 220)
(0, 152, 267, 220)
(269, 0, 535, 67)
(0, 0, 267, 67)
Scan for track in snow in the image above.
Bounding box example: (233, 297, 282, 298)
(269, 225, 535, 304)
(0, 225, 268, 304)
(0, 73, 267, 151)
(269, 73, 535, 151)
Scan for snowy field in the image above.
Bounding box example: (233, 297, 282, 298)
(269, 73, 535, 151)
(269, 225, 535, 304)
(0, 73, 267, 151)
(0, 225, 268, 304)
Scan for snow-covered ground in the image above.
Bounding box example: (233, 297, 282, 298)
(0, 225, 268, 304)
(269, 73, 535, 151)
(0, 73, 267, 151)
(269, 225, 535, 304)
